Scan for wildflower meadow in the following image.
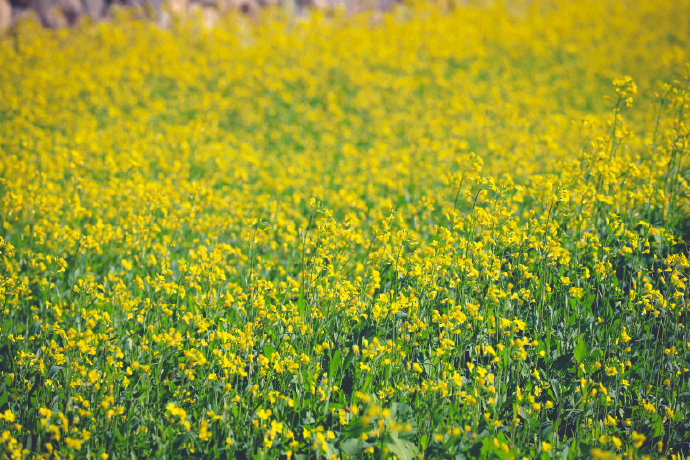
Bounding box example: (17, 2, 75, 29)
(0, 0, 689, 458)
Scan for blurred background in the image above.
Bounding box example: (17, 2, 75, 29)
(1, 0, 413, 30)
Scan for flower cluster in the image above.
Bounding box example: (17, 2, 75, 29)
(0, 0, 689, 458)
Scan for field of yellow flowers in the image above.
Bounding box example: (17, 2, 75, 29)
(1, 0, 689, 458)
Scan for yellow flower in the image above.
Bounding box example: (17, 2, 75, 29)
(270, 420, 283, 439)
(65, 437, 83, 450)
(591, 448, 621, 460)
(198, 421, 211, 442)
(257, 408, 272, 420)
(1, 0, 689, 456)
(632, 431, 646, 448)
(664, 406, 674, 419)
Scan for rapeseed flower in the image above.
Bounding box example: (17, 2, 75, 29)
(0, 0, 688, 458)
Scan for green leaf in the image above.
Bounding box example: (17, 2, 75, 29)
(574, 340, 588, 364)
(297, 296, 306, 317)
(390, 403, 418, 438)
(48, 365, 64, 378)
(362, 373, 374, 392)
(329, 349, 341, 379)
(263, 343, 277, 359)
(386, 434, 419, 460)
(420, 434, 428, 451)
(326, 442, 339, 459)
(340, 438, 364, 456)
(548, 379, 561, 402)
